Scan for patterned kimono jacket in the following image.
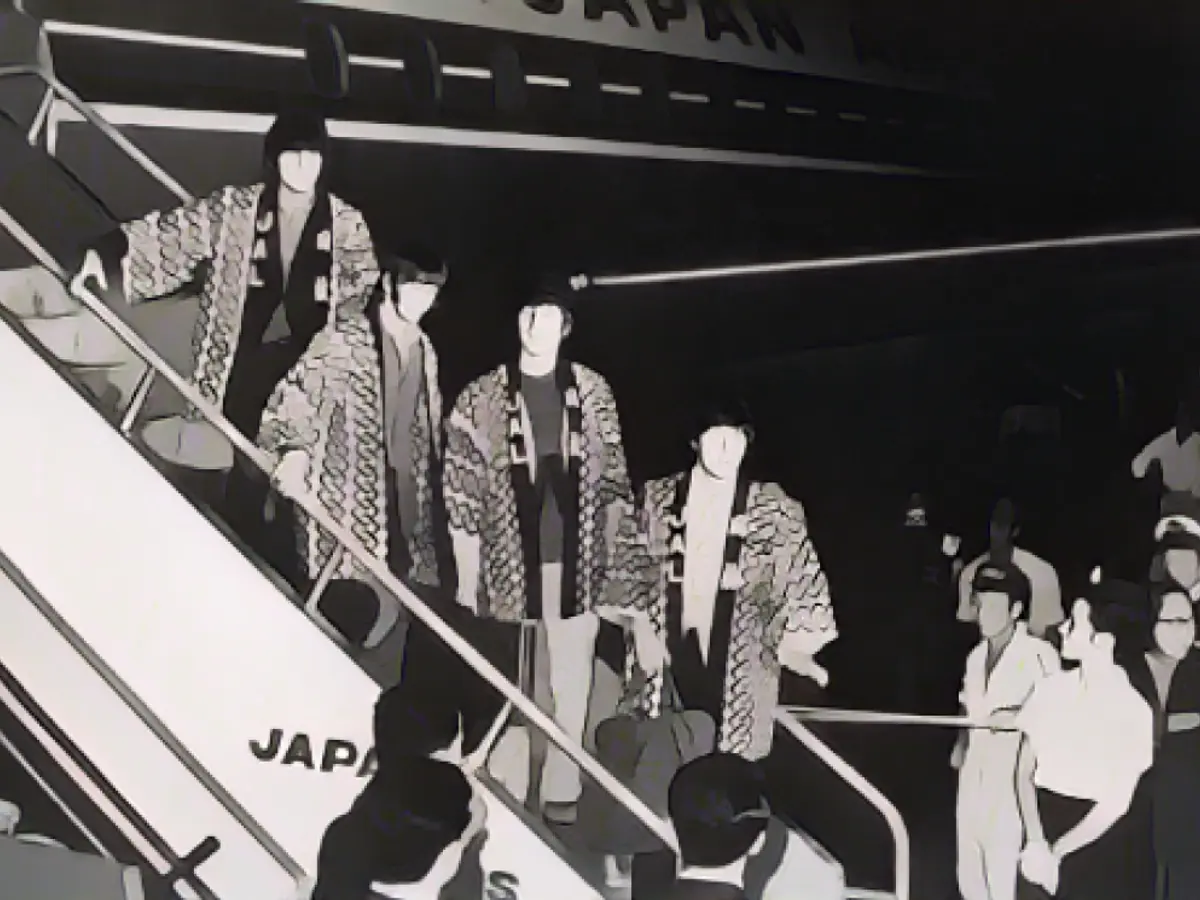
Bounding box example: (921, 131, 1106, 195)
(610, 472, 835, 761)
(442, 361, 632, 622)
(100, 183, 387, 580)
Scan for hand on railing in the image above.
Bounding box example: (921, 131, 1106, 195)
(270, 450, 311, 500)
(68, 248, 106, 301)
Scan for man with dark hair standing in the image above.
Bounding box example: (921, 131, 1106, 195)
(958, 500, 1063, 640)
(664, 753, 771, 900)
(443, 281, 633, 824)
(371, 244, 448, 590)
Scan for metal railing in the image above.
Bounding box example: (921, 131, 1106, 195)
(0, 65, 191, 204)
(0, 64, 680, 858)
(773, 708, 910, 900)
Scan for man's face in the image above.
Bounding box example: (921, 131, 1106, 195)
(391, 276, 440, 324)
(1165, 547, 1200, 589)
(976, 590, 1019, 639)
(518, 304, 566, 358)
(1155, 593, 1196, 661)
(697, 426, 748, 480)
(277, 149, 323, 194)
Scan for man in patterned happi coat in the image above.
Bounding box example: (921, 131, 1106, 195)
(442, 281, 633, 823)
(68, 107, 388, 588)
(605, 399, 838, 763)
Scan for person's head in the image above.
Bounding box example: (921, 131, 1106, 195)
(1059, 576, 1145, 666)
(374, 682, 465, 771)
(381, 245, 448, 325)
(693, 398, 755, 481)
(517, 282, 575, 359)
(970, 558, 1031, 640)
(1150, 581, 1196, 661)
(1156, 493, 1200, 589)
(318, 580, 381, 649)
(264, 107, 329, 196)
(988, 498, 1019, 551)
(668, 753, 770, 871)
(320, 759, 473, 898)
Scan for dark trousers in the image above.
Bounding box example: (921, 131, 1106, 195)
(222, 458, 304, 591)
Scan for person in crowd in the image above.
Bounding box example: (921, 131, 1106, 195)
(897, 490, 965, 713)
(368, 681, 497, 900)
(67, 106, 386, 591)
(303, 756, 484, 900)
(1152, 492, 1200, 604)
(1013, 580, 1155, 899)
(594, 399, 836, 895)
(370, 246, 448, 590)
(442, 281, 634, 825)
(958, 500, 1063, 640)
(1124, 576, 1200, 900)
(1132, 375, 1200, 497)
(952, 553, 1059, 900)
(373, 677, 505, 779)
(661, 753, 771, 900)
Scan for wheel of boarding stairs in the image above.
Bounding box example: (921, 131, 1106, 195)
(140, 416, 235, 473)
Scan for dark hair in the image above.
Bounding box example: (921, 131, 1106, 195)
(346, 759, 472, 887)
(668, 753, 770, 869)
(694, 396, 756, 445)
(373, 681, 463, 769)
(317, 580, 380, 648)
(1081, 577, 1150, 659)
(1150, 578, 1192, 621)
(262, 106, 330, 187)
(520, 277, 577, 332)
(383, 242, 449, 286)
(971, 556, 1032, 621)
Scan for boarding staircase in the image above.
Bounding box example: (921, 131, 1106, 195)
(0, 56, 909, 900)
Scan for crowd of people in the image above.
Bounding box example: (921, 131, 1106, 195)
(4, 99, 1200, 900)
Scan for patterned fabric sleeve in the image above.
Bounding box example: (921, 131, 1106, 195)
(605, 484, 657, 612)
(115, 188, 223, 304)
(257, 362, 336, 457)
(758, 483, 834, 651)
(442, 381, 491, 538)
(332, 205, 380, 315)
(587, 369, 634, 512)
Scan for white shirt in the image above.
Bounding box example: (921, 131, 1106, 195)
(958, 548, 1064, 638)
(961, 624, 1060, 728)
(1133, 428, 1200, 495)
(760, 829, 846, 900)
(683, 469, 736, 663)
(958, 626, 1060, 825)
(1016, 667, 1154, 801)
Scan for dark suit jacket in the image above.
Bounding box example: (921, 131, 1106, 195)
(1126, 650, 1200, 860)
